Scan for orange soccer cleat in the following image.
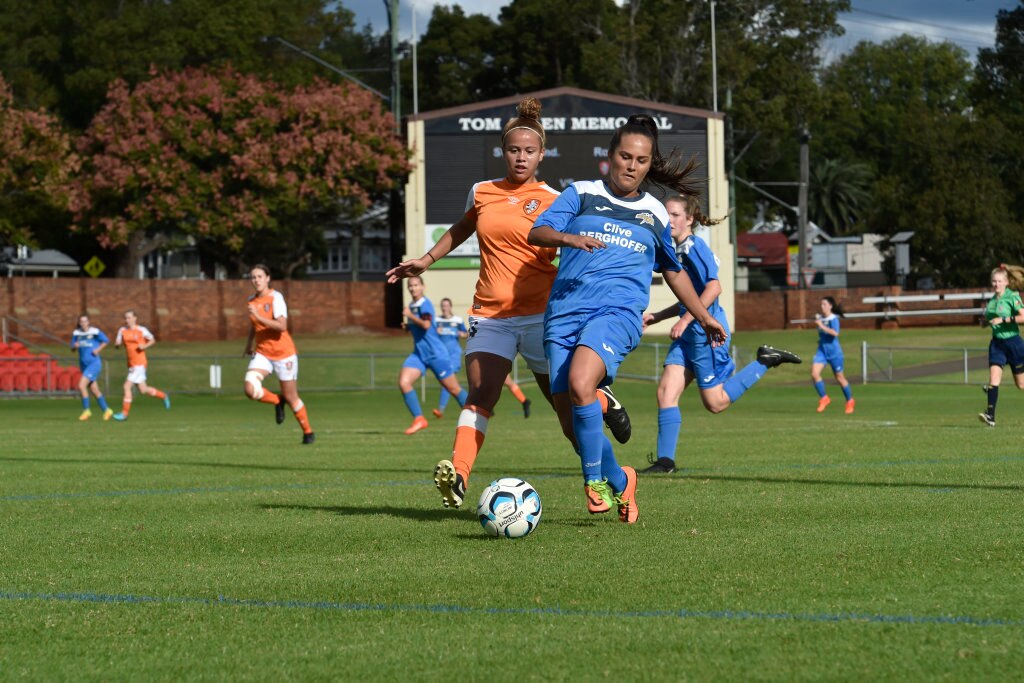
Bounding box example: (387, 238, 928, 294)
(404, 415, 429, 435)
(845, 399, 855, 414)
(584, 480, 612, 514)
(615, 466, 639, 524)
(816, 395, 831, 413)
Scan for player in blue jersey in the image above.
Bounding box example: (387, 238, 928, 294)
(528, 114, 727, 523)
(399, 276, 468, 434)
(979, 266, 1024, 427)
(811, 296, 854, 414)
(641, 196, 802, 473)
(70, 314, 113, 421)
(432, 297, 468, 418)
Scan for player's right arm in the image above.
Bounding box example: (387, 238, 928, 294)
(114, 327, 124, 348)
(528, 185, 606, 252)
(243, 327, 255, 357)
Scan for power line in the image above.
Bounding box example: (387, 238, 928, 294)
(841, 16, 992, 49)
(850, 6, 996, 40)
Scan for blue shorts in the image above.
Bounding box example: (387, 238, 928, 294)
(665, 335, 736, 390)
(989, 336, 1024, 374)
(813, 346, 844, 373)
(545, 309, 640, 394)
(80, 360, 102, 382)
(402, 352, 454, 381)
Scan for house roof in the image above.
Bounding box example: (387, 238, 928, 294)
(737, 232, 788, 267)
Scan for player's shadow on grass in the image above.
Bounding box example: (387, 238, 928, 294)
(0, 455, 426, 476)
(260, 502, 467, 522)
(685, 474, 1024, 492)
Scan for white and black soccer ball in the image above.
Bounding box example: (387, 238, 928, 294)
(476, 478, 542, 538)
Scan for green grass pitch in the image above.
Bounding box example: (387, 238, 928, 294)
(2, 332, 1023, 679)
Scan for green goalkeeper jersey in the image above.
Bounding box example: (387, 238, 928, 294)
(985, 289, 1023, 340)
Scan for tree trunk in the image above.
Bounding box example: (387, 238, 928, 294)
(113, 231, 170, 278)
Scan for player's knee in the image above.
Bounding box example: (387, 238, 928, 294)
(244, 371, 264, 400)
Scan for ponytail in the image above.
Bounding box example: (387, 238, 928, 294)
(824, 296, 845, 318)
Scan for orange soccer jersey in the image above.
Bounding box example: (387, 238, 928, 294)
(465, 179, 560, 318)
(249, 289, 297, 360)
(116, 326, 154, 367)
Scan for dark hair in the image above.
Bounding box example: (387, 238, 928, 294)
(609, 115, 700, 197)
(664, 195, 727, 228)
(823, 296, 845, 317)
(502, 97, 545, 148)
(440, 297, 452, 306)
(408, 275, 424, 285)
(251, 263, 271, 278)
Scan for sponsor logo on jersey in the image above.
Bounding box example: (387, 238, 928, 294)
(595, 205, 612, 212)
(507, 196, 521, 204)
(602, 342, 614, 355)
(703, 374, 715, 383)
(524, 199, 540, 215)
(635, 212, 655, 226)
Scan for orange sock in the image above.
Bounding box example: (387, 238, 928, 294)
(595, 389, 608, 413)
(292, 400, 312, 434)
(258, 389, 280, 405)
(508, 382, 527, 404)
(121, 400, 132, 416)
(148, 388, 166, 400)
(452, 405, 492, 483)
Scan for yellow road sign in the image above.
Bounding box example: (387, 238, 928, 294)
(83, 256, 106, 278)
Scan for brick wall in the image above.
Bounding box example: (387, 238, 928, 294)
(1, 278, 388, 343)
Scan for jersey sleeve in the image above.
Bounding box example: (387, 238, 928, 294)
(97, 329, 109, 344)
(272, 291, 288, 319)
(463, 184, 479, 220)
(691, 239, 720, 282)
(115, 328, 124, 345)
(653, 225, 683, 273)
(140, 326, 155, 341)
(830, 317, 841, 335)
(532, 185, 579, 233)
(420, 299, 435, 322)
(457, 318, 467, 334)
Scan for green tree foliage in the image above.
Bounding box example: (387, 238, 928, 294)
(809, 158, 871, 236)
(414, 5, 498, 110)
(70, 66, 408, 278)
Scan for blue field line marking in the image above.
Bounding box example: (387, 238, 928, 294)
(1, 590, 1022, 628)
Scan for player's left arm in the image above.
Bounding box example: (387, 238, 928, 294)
(664, 270, 725, 345)
(139, 328, 156, 351)
(92, 330, 109, 356)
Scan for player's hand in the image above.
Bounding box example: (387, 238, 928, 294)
(670, 319, 688, 339)
(699, 317, 727, 346)
(402, 306, 412, 319)
(568, 234, 606, 253)
(246, 302, 258, 316)
(386, 258, 430, 284)
(641, 313, 655, 331)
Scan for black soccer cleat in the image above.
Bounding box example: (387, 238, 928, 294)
(522, 398, 532, 419)
(275, 397, 286, 425)
(598, 386, 631, 444)
(641, 454, 676, 474)
(302, 432, 316, 444)
(757, 345, 802, 369)
(978, 412, 996, 428)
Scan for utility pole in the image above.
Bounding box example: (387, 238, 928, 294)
(797, 128, 810, 288)
(386, 0, 400, 126)
(384, 0, 403, 327)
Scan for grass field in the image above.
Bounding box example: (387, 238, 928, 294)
(3, 328, 1024, 679)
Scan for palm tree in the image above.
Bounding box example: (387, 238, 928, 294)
(809, 158, 872, 235)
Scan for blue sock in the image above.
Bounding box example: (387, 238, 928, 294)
(723, 361, 766, 404)
(97, 395, 109, 411)
(81, 396, 90, 411)
(571, 400, 604, 484)
(601, 436, 627, 493)
(814, 380, 827, 397)
(456, 389, 468, 407)
(657, 407, 682, 462)
(402, 390, 422, 418)
(841, 384, 852, 401)
(437, 388, 450, 412)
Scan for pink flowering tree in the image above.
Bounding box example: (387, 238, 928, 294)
(71, 66, 409, 277)
(0, 75, 77, 246)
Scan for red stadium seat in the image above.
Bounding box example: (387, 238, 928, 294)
(28, 373, 43, 392)
(55, 371, 71, 391)
(13, 373, 28, 391)
(0, 374, 13, 392)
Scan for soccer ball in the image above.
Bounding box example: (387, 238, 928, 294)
(476, 478, 542, 538)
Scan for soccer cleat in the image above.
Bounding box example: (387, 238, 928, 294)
(845, 399, 855, 414)
(757, 345, 802, 368)
(103, 408, 114, 421)
(112, 412, 127, 421)
(584, 479, 613, 514)
(434, 459, 465, 509)
(978, 412, 996, 427)
(432, 408, 444, 419)
(404, 415, 429, 435)
(981, 384, 991, 394)
(522, 398, 531, 419)
(816, 395, 831, 413)
(614, 466, 639, 524)
(641, 454, 676, 474)
(275, 398, 286, 425)
(598, 386, 631, 444)
(164, 394, 171, 410)
(302, 432, 316, 445)
(78, 409, 92, 421)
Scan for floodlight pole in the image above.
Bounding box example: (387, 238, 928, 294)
(708, 0, 718, 112)
(798, 128, 810, 288)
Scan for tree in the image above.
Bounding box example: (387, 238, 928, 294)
(809, 158, 871, 235)
(70, 66, 409, 278)
(0, 73, 76, 246)
(412, 6, 498, 111)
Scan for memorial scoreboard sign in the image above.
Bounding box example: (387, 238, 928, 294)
(411, 88, 717, 261)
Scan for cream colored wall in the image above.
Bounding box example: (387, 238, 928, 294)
(402, 117, 734, 327)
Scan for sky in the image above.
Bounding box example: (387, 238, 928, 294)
(343, 0, 1019, 59)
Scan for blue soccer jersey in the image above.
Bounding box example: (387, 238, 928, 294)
(533, 180, 681, 330)
(677, 234, 728, 342)
(817, 314, 841, 351)
(407, 297, 448, 360)
(71, 326, 108, 368)
(435, 314, 466, 355)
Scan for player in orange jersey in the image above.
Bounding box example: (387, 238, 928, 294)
(243, 264, 315, 444)
(386, 97, 631, 509)
(111, 310, 170, 421)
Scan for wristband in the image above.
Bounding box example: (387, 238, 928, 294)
(425, 253, 436, 264)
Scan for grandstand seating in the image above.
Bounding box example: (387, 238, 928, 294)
(0, 341, 81, 395)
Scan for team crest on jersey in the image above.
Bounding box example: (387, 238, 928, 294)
(263, 303, 271, 312)
(507, 196, 521, 204)
(524, 199, 541, 215)
(635, 212, 655, 226)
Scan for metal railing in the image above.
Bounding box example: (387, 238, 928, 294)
(860, 341, 989, 385)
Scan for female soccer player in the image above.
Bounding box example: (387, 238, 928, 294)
(979, 266, 1024, 427)
(432, 297, 468, 419)
(243, 264, 314, 444)
(398, 276, 468, 434)
(112, 309, 170, 421)
(71, 314, 113, 421)
(528, 114, 727, 523)
(641, 196, 801, 473)
(387, 97, 630, 508)
(811, 296, 854, 414)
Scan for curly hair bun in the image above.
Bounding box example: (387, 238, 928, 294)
(516, 97, 542, 121)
